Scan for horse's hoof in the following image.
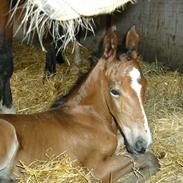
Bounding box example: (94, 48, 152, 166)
(0, 105, 16, 114)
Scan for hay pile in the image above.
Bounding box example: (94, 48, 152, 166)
(12, 42, 91, 114)
(143, 63, 183, 183)
(12, 42, 183, 182)
(18, 154, 100, 183)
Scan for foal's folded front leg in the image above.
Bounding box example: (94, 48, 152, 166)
(95, 152, 159, 183)
(122, 152, 160, 183)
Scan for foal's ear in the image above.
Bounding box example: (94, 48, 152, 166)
(103, 26, 118, 59)
(125, 25, 140, 59)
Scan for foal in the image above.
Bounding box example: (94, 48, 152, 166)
(0, 26, 159, 182)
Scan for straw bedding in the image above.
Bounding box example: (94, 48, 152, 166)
(11, 42, 183, 182)
(18, 154, 101, 183)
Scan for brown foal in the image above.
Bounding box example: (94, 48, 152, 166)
(0, 26, 159, 182)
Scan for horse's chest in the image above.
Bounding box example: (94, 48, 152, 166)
(92, 128, 118, 156)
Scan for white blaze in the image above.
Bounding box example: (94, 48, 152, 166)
(129, 68, 152, 146)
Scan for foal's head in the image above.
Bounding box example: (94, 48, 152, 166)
(103, 26, 152, 154)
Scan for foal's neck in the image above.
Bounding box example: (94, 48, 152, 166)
(65, 59, 111, 119)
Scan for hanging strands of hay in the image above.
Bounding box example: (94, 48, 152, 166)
(10, 0, 95, 51)
(10, 0, 135, 50)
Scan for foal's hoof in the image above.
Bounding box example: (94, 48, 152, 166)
(138, 152, 160, 181)
(42, 71, 56, 84)
(135, 151, 160, 173)
(123, 152, 160, 183)
(145, 151, 160, 173)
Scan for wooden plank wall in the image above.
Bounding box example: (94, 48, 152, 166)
(115, 0, 183, 70)
(85, 0, 183, 71)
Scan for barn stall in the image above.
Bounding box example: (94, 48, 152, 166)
(7, 0, 183, 182)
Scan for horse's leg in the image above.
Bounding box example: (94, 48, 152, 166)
(44, 24, 65, 79)
(44, 43, 57, 77)
(0, 119, 19, 182)
(74, 30, 81, 65)
(0, 0, 15, 114)
(74, 41, 81, 65)
(0, 35, 15, 114)
(95, 152, 159, 183)
(55, 40, 65, 64)
(44, 41, 65, 79)
(1, 79, 15, 114)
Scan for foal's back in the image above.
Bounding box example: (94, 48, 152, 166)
(0, 110, 69, 162)
(0, 108, 113, 169)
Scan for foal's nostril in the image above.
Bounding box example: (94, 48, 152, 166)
(134, 137, 147, 154)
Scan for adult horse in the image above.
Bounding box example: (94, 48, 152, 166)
(0, 26, 159, 182)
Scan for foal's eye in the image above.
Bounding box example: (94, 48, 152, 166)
(110, 89, 121, 97)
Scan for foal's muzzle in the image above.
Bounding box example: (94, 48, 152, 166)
(126, 137, 149, 154)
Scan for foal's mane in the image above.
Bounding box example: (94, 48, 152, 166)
(51, 59, 98, 108)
